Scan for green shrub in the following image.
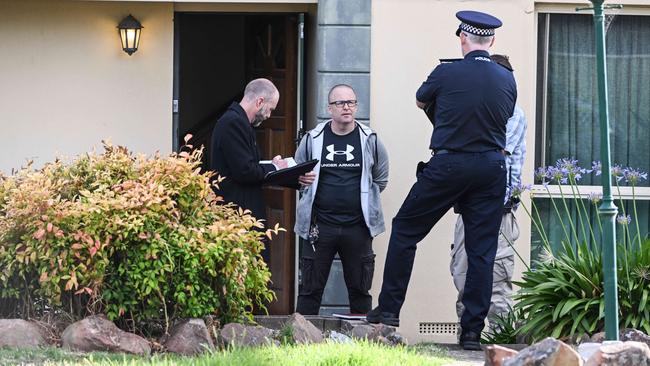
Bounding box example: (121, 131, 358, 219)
(510, 159, 650, 342)
(514, 239, 650, 342)
(481, 306, 523, 344)
(0, 141, 277, 331)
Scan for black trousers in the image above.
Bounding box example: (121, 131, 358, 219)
(296, 222, 375, 315)
(377, 150, 506, 333)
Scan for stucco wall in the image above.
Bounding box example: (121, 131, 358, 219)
(0, 0, 174, 174)
(370, 0, 538, 343)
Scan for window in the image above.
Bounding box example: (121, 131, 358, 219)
(533, 12, 650, 257)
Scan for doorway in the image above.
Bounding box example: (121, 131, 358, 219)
(173, 12, 301, 314)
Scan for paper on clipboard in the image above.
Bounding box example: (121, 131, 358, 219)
(259, 157, 297, 168)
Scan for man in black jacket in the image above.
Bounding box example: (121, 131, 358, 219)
(210, 78, 289, 226)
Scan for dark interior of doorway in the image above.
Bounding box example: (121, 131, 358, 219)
(176, 13, 248, 155)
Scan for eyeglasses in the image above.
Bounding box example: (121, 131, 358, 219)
(329, 100, 358, 108)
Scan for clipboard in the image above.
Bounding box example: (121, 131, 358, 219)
(263, 159, 319, 189)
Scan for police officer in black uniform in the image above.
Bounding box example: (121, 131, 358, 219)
(366, 11, 517, 351)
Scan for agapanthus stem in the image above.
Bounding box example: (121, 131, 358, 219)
(593, 201, 603, 237)
(569, 177, 593, 245)
(615, 181, 632, 249)
(500, 229, 530, 271)
(632, 184, 642, 250)
(558, 184, 581, 246)
(545, 185, 572, 247)
(528, 198, 550, 248)
(614, 181, 633, 304)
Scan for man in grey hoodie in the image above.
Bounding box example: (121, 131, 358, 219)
(294, 84, 389, 315)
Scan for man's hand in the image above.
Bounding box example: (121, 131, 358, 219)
(272, 155, 289, 170)
(416, 100, 426, 109)
(298, 171, 316, 186)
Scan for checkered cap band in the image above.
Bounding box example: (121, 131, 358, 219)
(459, 22, 495, 36)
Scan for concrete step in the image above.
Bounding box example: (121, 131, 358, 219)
(253, 315, 365, 333)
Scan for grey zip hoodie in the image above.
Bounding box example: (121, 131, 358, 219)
(294, 120, 389, 239)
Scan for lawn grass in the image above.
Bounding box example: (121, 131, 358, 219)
(0, 341, 454, 366)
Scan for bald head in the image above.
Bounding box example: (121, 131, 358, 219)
(328, 84, 355, 103)
(243, 78, 279, 103)
(239, 78, 280, 127)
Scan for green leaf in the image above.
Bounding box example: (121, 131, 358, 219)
(551, 317, 572, 339)
(639, 289, 648, 311)
(559, 298, 586, 318)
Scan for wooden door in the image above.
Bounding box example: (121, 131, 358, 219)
(246, 15, 298, 314)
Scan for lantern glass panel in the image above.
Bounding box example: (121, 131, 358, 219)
(133, 29, 141, 49)
(119, 29, 127, 49)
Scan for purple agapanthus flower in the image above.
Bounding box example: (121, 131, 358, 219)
(553, 158, 587, 183)
(611, 165, 624, 182)
(547, 166, 566, 184)
(616, 215, 631, 225)
(623, 167, 648, 185)
(535, 167, 548, 184)
(588, 192, 602, 204)
(591, 161, 602, 176)
(510, 183, 532, 198)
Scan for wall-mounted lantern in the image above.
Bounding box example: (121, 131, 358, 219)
(117, 14, 143, 56)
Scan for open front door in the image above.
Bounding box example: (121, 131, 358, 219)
(247, 14, 298, 314)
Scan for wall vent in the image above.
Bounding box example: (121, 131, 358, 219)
(418, 322, 459, 335)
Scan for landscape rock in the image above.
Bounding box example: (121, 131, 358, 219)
(620, 329, 650, 348)
(565, 333, 591, 345)
(579, 342, 603, 362)
(385, 331, 407, 346)
(369, 323, 397, 339)
(220, 323, 278, 347)
(340, 319, 366, 333)
(61, 315, 150, 355)
(163, 318, 214, 356)
(503, 337, 583, 366)
(485, 344, 519, 366)
(349, 323, 404, 345)
(591, 329, 650, 347)
(592, 333, 606, 343)
(585, 341, 650, 366)
(327, 330, 352, 344)
(374, 335, 391, 345)
(285, 313, 323, 344)
(0, 319, 48, 348)
(350, 324, 375, 340)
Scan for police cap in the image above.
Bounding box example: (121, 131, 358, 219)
(455, 10, 503, 37)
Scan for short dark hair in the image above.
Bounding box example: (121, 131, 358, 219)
(328, 84, 356, 102)
(490, 54, 513, 72)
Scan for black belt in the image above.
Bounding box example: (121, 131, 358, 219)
(432, 149, 506, 156)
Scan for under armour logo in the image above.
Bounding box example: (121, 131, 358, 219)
(326, 144, 355, 161)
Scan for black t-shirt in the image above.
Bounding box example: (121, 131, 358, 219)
(314, 124, 363, 225)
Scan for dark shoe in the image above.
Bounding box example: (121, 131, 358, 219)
(365, 306, 400, 327)
(459, 330, 481, 351)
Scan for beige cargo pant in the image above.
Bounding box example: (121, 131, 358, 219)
(450, 212, 518, 333)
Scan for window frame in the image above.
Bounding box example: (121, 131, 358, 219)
(534, 7, 650, 201)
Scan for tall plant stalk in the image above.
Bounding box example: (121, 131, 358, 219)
(544, 185, 573, 246)
(557, 184, 581, 246)
(614, 180, 632, 248)
(631, 183, 642, 249)
(569, 177, 596, 245)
